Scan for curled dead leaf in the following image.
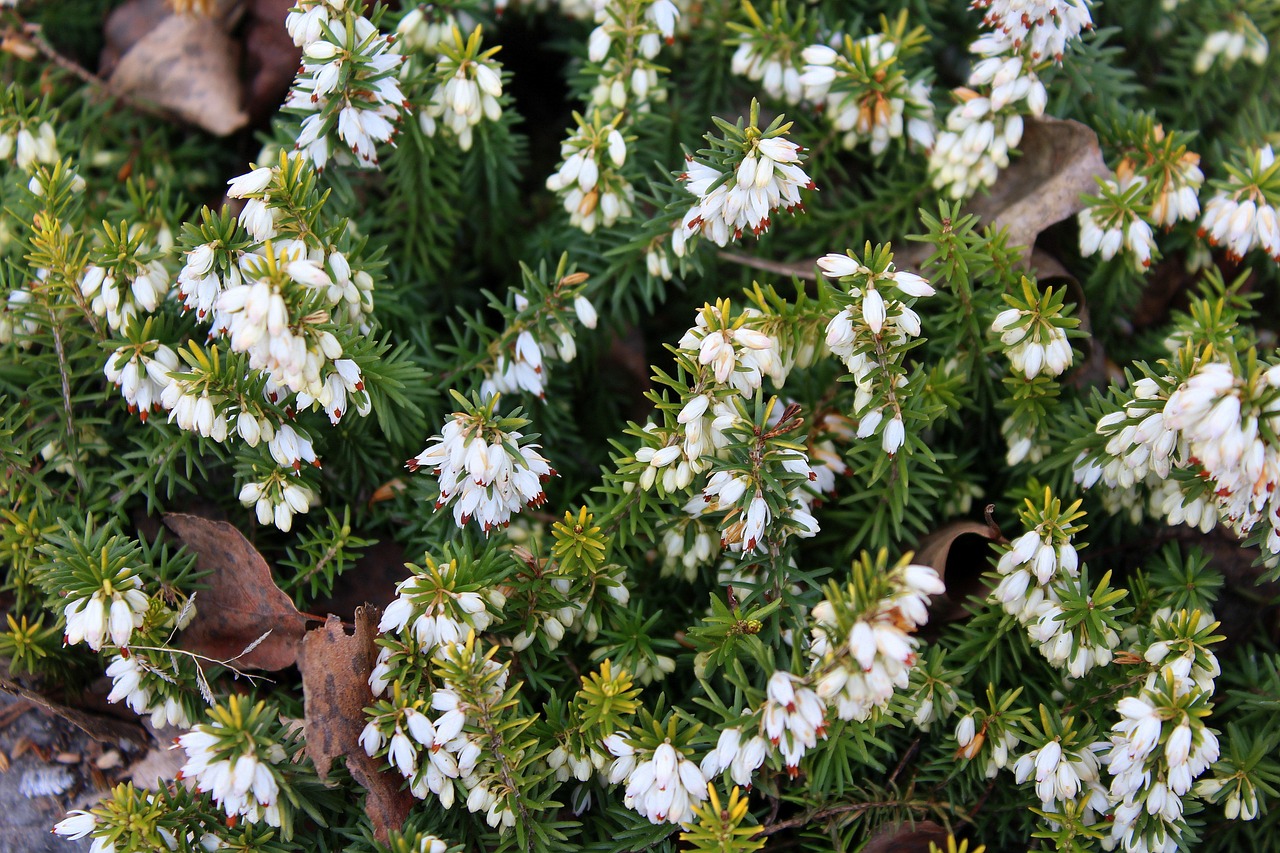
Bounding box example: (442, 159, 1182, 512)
(163, 513, 306, 671)
(966, 116, 1113, 265)
(298, 608, 412, 843)
(368, 478, 407, 505)
(914, 511, 1003, 623)
(106, 6, 248, 136)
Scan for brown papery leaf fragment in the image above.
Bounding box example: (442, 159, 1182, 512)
(163, 513, 306, 670)
(298, 608, 412, 843)
(107, 9, 248, 136)
(913, 514, 1003, 624)
(966, 115, 1113, 265)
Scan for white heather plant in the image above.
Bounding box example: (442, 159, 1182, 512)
(0, 1, 1277, 853)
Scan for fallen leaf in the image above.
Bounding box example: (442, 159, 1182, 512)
(164, 513, 306, 671)
(966, 115, 1113, 264)
(298, 608, 412, 843)
(913, 514, 1002, 623)
(107, 6, 249, 136)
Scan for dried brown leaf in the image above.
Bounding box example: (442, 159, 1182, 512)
(107, 10, 248, 136)
(967, 115, 1113, 264)
(298, 608, 412, 843)
(164, 513, 306, 671)
(914, 516, 1002, 623)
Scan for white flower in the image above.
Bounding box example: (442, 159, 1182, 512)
(287, 14, 406, 168)
(422, 36, 504, 153)
(53, 810, 97, 841)
(407, 410, 557, 533)
(1199, 145, 1280, 261)
(761, 671, 827, 774)
(64, 579, 148, 651)
(179, 725, 283, 827)
(613, 740, 708, 827)
(678, 132, 814, 248)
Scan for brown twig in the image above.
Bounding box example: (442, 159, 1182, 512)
(716, 250, 819, 282)
(0, 675, 147, 745)
(15, 22, 170, 121)
(758, 797, 942, 837)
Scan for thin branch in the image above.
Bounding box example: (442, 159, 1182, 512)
(47, 309, 86, 492)
(757, 797, 943, 837)
(16, 23, 170, 121)
(717, 250, 818, 282)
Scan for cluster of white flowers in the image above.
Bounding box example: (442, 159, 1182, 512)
(375, 558, 500, 673)
(677, 135, 814, 248)
(364, 640, 518, 829)
(179, 724, 287, 827)
(991, 522, 1074, 616)
(103, 340, 178, 423)
(956, 711, 1021, 778)
(1027, 582, 1120, 678)
(605, 736, 707, 826)
(192, 171, 372, 410)
(585, 0, 679, 112)
(104, 654, 191, 729)
(396, 5, 463, 55)
(79, 254, 170, 333)
(62, 576, 148, 652)
(1080, 360, 1280, 555)
(808, 562, 945, 723)
(1101, 611, 1221, 852)
(420, 28, 504, 153)
(991, 305, 1073, 380)
(931, 0, 1091, 198)
(677, 305, 784, 397)
(989, 504, 1119, 676)
(238, 473, 318, 533)
(1147, 144, 1204, 228)
(820, 253, 934, 456)
(1013, 737, 1108, 817)
(761, 670, 827, 775)
(0, 289, 37, 347)
(286, 7, 407, 169)
(407, 407, 556, 533)
(694, 452, 819, 554)
(1001, 414, 1049, 467)
(545, 115, 632, 233)
(0, 119, 57, 172)
(699, 726, 769, 790)
(971, 0, 1093, 63)
(1198, 144, 1280, 262)
(1078, 175, 1158, 270)
(642, 400, 736, 497)
(481, 292, 598, 399)
(1193, 16, 1268, 75)
(730, 29, 804, 105)
(800, 38, 935, 155)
